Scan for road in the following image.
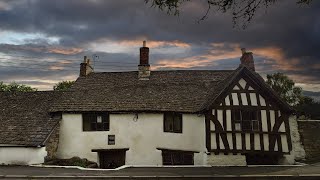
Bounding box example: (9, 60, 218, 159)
(1, 163, 320, 179)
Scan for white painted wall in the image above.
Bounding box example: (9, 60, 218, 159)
(57, 113, 207, 165)
(0, 147, 46, 165)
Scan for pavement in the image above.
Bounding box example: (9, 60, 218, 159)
(1, 163, 320, 179)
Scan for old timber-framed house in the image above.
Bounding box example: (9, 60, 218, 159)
(0, 42, 301, 168)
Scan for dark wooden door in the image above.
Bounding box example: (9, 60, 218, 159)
(98, 150, 126, 169)
(246, 153, 281, 165)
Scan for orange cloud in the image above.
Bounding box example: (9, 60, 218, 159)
(48, 66, 65, 70)
(48, 47, 83, 55)
(90, 39, 191, 51)
(115, 39, 191, 48)
(252, 47, 302, 71)
(153, 43, 241, 69)
(153, 43, 305, 72)
(57, 60, 73, 64)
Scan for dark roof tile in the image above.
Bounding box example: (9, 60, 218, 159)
(0, 91, 61, 146)
(50, 70, 235, 113)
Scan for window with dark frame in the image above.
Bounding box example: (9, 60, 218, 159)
(233, 110, 259, 132)
(164, 112, 182, 133)
(83, 113, 110, 131)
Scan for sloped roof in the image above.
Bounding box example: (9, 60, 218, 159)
(0, 91, 61, 146)
(50, 70, 235, 113)
(202, 65, 293, 112)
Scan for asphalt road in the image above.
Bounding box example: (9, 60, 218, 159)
(1, 163, 320, 179)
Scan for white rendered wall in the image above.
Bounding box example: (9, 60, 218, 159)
(0, 147, 46, 165)
(57, 113, 207, 166)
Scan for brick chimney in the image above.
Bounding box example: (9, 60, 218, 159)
(240, 48, 255, 71)
(138, 41, 151, 80)
(80, 56, 93, 77)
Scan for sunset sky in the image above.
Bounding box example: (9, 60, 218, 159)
(0, 0, 319, 92)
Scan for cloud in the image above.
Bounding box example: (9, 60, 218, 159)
(47, 47, 83, 55)
(152, 43, 240, 69)
(0, 44, 83, 55)
(252, 47, 302, 71)
(88, 39, 190, 54)
(0, 0, 319, 92)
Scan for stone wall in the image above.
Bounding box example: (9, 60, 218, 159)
(45, 122, 60, 159)
(207, 153, 246, 166)
(288, 116, 306, 163)
(298, 120, 320, 162)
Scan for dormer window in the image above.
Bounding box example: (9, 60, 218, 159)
(233, 110, 259, 132)
(164, 112, 182, 133)
(83, 113, 109, 131)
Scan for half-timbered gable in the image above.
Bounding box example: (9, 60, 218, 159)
(205, 66, 293, 163)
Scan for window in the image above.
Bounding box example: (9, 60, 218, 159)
(83, 113, 109, 131)
(162, 150, 194, 165)
(233, 110, 259, 132)
(164, 112, 182, 133)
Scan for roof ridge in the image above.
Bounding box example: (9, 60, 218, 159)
(92, 69, 235, 74)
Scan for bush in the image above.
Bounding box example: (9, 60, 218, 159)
(44, 156, 98, 168)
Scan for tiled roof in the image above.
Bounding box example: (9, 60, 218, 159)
(50, 70, 235, 113)
(0, 91, 61, 146)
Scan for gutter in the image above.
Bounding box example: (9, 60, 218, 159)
(40, 119, 61, 146)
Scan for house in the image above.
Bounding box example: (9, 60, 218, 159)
(0, 91, 61, 164)
(0, 41, 303, 168)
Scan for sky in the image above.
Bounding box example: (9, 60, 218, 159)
(0, 0, 319, 92)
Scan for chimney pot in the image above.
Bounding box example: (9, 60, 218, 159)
(80, 55, 93, 77)
(138, 41, 151, 80)
(241, 48, 246, 55)
(240, 48, 255, 71)
(139, 41, 149, 66)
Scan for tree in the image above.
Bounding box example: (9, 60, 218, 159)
(146, 0, 312, 27)
(53, 81, 75, 91)
(266, 73, 305, 106)
(266, 72, 320, 119)
(0, 82, 37, 92)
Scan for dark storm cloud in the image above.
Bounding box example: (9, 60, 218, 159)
(0, 0, 319, 90)
(1, 0, 318, 60)
(1, 0, 319, 51)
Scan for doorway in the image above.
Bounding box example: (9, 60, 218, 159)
(92, 149, 128, 169)
(246, 153, 281, 165)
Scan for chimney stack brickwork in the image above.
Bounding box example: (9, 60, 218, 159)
(138, 41, 151, 80)
(80, 56, 93, 77)
(240, 48, 255, 71)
